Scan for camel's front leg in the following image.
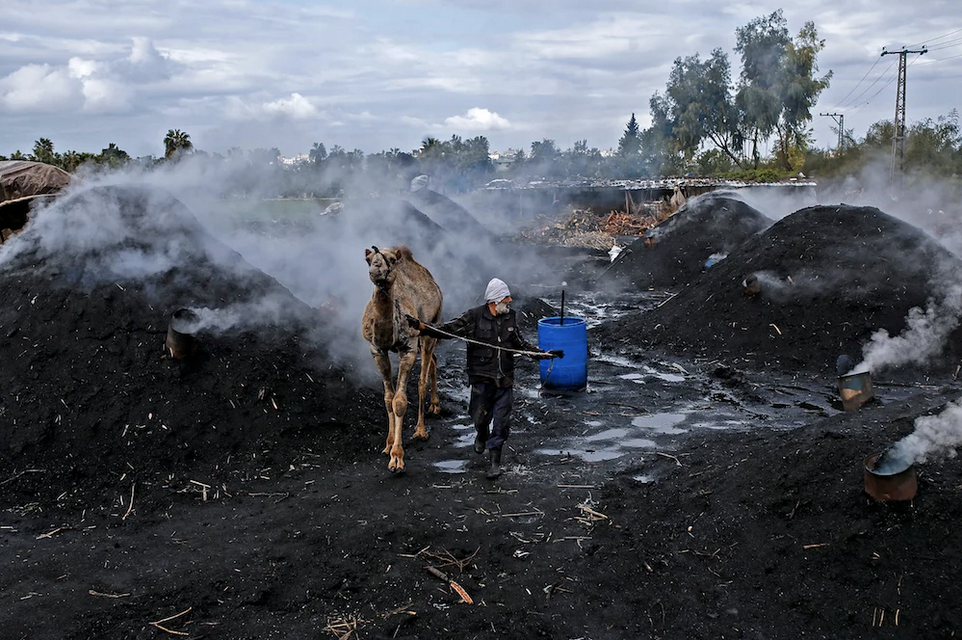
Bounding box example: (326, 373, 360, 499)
(370, 347, 396, 456)
(424, 339, 441, 417)
(389, 349, 418, 472)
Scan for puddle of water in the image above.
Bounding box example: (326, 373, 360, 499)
(434, 459, 468, 473)
(630, 413, 687, 435)
(595, 353, 643, 368)
(620, 438, 658, 449)
(633, 474, 656, 483)
(585, 420, 604, 428)
(534, 448, 624, 462)
(586, 428, 629, 442)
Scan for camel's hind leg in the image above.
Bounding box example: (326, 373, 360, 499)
(424, 340, 441, 417)
(370, 348, 396, 456)
(413, 338, 437, 439)
(389, 349, 418, 472)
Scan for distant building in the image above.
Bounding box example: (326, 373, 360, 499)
(489, 149, 518, 172)
(280, 154, 310, 166)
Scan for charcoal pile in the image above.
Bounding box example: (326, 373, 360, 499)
(604, 192, 773, 290)
(404, 187, 491, 237)
(0, 184, 382, 512)
(597, 204, 962, 375)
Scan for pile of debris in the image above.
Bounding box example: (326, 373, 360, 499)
(518, 205, 664, 249)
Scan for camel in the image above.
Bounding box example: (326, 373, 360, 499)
(361, 245, 443, 472)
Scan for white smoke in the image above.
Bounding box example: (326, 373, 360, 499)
(858, 274, 962, 374)
(877, 398, 962, 473)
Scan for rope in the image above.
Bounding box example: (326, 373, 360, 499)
(420, 321, 548, 357)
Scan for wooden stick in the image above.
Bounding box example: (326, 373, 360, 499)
(0, 469, 45, 486)
(37, 526, 67, 539)
(498, 511, 543, 518)
(89, 590, 131, 598)
(123, 483, 135, 521)
(151, 624, 189, 637)
(656, 293, 678, 309)
(803, 543, 829, 550)
(151, 607, 192, 625)
(655, 452, 682, 466)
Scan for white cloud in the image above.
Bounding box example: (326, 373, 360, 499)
(263, 93, 318, 119)
(0, 63, 82, 111)
(443, 107, 511, 131)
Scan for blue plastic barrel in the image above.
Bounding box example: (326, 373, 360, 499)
(537, 316, 588, 390)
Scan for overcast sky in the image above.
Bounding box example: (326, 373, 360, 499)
(2, 1, 960, 159)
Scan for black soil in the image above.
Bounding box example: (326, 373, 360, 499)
(605, 193, 774, 290)
(598, 204, 962, 376)
(2, 187, 961, 640)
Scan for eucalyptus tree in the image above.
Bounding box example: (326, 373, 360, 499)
(649, 49, 742, 169)
(735, 10, 831, 170)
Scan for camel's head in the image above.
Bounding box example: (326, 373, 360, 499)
(365, 245, 398, 287)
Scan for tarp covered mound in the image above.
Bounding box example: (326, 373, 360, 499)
(0, 183, 382, 510)
(596, 204, 962, 375)
(604, 192, 773, 290)
(0, 160, 72, 204)
(0, 160, 73, 240)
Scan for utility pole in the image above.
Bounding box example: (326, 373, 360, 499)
(820, 112, 845, 152)
(881, 46, 927, 189)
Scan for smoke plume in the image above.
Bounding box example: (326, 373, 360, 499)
(876, 398, 962, 473)
(858, 270, 962, 374)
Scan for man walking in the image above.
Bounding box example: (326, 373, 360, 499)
(408, 278, 562, 479)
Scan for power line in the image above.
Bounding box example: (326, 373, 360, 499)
(831, 56, 883, 109)
(906, 27, 962, 49)
(837, 59, 898, 110)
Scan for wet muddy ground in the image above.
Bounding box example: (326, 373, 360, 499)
(2, 186, 962, 639)
(4, 286, 961, 640)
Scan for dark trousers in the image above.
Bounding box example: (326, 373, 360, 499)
(470, 382, 513, 451)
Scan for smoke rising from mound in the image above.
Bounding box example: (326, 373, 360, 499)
(876, 399, 962, 474)
(857, 268, 962, 374)
(0, 155, 552, 385)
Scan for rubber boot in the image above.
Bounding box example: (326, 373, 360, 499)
(486, 447, 502, 479)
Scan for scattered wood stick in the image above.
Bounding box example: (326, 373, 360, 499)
(37, 526, 67, 539)
(449, 581, 473, 604)
(498, 511, 543, 518)
(557, 484, 597, 489)
(803, 543, 829, 550)
(150, 607, 192, 636)
(656, 293, 678, 309)
(123, 483, 135, 521)
(425, 566, 451, 582)
(655, 452, 682, 467)
(578, 504, 609, 520)
(0, 469, 45, 486)
(769, 323, 782, 336)
(89, 589, 131, 598)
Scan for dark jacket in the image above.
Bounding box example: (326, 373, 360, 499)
(430, 304, 539, 387)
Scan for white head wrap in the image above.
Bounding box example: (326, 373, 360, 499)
(484, 278, 511, 303)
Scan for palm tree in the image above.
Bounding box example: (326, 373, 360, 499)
(309, 142, 327, 164)
(163, 129, 193, 160)
(31, 138, 57, 165)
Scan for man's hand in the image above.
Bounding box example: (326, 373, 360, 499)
(536, 349, 565, 359)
